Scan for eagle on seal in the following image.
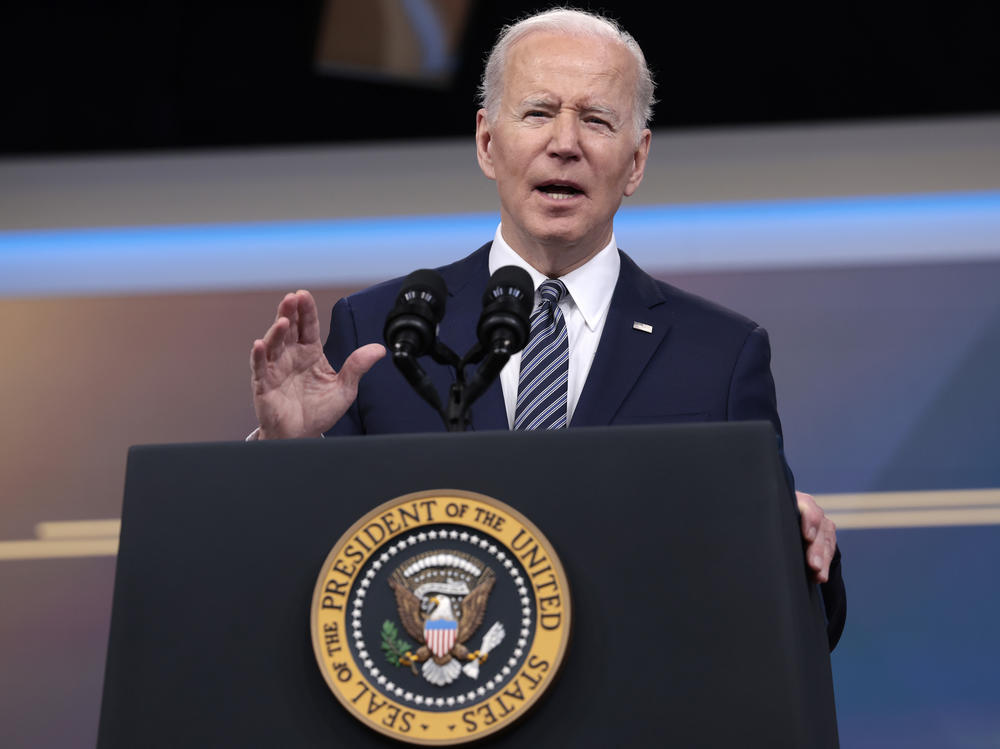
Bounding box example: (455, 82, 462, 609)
(389, 566, 496, 686)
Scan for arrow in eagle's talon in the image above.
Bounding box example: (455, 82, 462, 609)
(400, 652, 419, 675)
(461, 622, 506, 679)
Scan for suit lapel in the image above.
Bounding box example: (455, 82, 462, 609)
(433, 246, 671, 430)
(571, 252, 673, 427)
(436, 244, 508, 431)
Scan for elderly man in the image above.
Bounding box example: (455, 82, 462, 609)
(250, 8, 844, 647)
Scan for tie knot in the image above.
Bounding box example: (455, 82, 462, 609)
(537, 279, 567, 308)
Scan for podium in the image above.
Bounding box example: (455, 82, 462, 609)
(98, 422, 838, 747)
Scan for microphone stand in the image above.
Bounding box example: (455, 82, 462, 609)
(407, 337, 514, 432)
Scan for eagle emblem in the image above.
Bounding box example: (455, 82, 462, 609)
(387, 549, 504, 686)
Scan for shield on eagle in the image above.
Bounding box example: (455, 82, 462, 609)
(424, 618, 458, 659)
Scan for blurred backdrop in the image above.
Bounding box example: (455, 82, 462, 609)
(1, 2, 999, 747)
(4, 0, 999, 153)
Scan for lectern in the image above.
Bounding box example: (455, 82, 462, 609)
(98, 422, 838, 747)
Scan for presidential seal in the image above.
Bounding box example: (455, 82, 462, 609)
(310, 490, 571, 745)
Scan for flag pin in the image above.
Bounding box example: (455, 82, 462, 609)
(633, 321, 653, 333)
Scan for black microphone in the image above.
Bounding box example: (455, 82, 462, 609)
(461, 266, 533, 408)
(476, 265, 533, 356)
(383, 269, 447, 412)
(383, 269, 447, 357)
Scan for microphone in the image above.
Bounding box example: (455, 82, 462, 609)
(383, 269, 447, 358)
(383, 269, 447, 412)
(461, 266, 533, 407)
(476, 265, 533, 356)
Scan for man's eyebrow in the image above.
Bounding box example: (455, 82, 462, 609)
(580, 104, 621, 123)
(519, 98, 620, 117)
(519, 97, 557, 110)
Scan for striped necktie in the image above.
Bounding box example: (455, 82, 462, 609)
(514, 279, 569, 430)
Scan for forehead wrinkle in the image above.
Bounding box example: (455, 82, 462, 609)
(510, 39, 633, 88)
(517, 93, 622, 119)
(500, 33, 640, 135)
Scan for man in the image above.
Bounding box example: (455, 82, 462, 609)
(249, 8, 844, 647)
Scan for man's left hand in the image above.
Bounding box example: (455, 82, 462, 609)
(797, 491, 837, 583)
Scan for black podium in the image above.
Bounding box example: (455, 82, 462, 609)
(98, 422, 838, 747)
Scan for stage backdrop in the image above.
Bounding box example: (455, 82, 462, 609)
(1, 117, 999, 748)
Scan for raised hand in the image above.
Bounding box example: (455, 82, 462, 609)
(250, 290, 385, 439)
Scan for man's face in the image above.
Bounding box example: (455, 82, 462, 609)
(476, 31, 650, 273)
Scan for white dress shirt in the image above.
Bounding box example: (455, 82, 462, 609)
(488, 225, 621, 428)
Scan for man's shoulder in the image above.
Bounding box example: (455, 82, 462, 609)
(339, 242, 492, 313)
(619, 251, 761, 337)
(659, 278, 761, 333)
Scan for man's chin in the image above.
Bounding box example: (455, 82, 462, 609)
(522, 214, 587, 245)
(533, 220, 611, 254)
(517, 227, 610, 273)
(531, 229, 586, 252)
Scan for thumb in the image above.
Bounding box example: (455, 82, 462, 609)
(337, 343, 387, 390)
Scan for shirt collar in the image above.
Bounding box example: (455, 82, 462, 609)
(487, 224, 621, 332)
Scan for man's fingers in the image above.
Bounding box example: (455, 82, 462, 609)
(261, 316, 290, 363)
(337, 343, 387, 390)
(274, 292, 298, 324)
(797, 490, 837, 583)
(797, 490, 821, 542)
(295, 290, 322, 346)
(272, 291, 321, 347)
(810, 524, 836, 582)
(250, 339, 268, 378)
(285, 296, 301, 344)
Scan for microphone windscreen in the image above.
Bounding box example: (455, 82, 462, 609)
(477, 265, 533, 353)
(398, 268, 447, 321)
(483, 266, 533, 317)
(384, 268, 447, 357)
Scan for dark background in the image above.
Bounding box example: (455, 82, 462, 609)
(3, 0, 998, 155)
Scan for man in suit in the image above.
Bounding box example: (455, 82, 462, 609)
(249, 8, 844, 647)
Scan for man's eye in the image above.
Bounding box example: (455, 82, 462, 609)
(586, 117, 611, 127)
(525, 110, 548, 118)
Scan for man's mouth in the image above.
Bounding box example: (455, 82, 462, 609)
(536, 182, 585, 200)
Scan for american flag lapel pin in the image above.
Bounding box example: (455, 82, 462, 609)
(633, 321, 653, 333)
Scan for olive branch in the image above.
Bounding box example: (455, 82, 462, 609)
(380, 620, 412, 667)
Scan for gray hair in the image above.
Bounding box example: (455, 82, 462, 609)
(477, 7, 656, 140)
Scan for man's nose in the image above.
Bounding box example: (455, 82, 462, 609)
(547, 113, 582, 159)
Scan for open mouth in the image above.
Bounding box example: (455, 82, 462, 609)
(536, 182, 585, 200)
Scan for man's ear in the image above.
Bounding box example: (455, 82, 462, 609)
(623, 128, 651, 197)
(475, 109, 497, 181)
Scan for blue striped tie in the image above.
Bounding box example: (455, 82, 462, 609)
(514, 279, 569, 430)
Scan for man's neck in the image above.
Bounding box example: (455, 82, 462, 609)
(499, 227, 612, 278)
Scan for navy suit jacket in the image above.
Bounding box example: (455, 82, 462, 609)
(323, 243, 845, 648)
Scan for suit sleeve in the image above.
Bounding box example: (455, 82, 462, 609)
(726, 326, 783, 433)
(321, 296, 365, 437)
(728, 325, 846, 651)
